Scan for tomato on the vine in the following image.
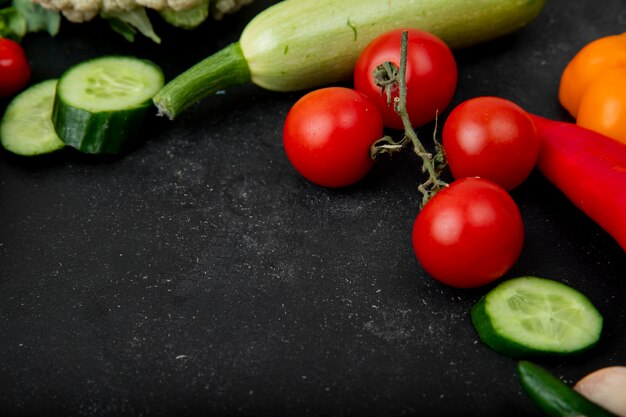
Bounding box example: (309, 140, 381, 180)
(442, 96, 539, 191)
(283, 87, 383, 188)
(0, 38, 30, 97)
(353, 28, 457, 130)
(412, 177, 524, 288)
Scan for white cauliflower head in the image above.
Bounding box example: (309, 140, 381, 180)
(30, 0, 254, 23)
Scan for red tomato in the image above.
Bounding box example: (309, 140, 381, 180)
(353, 28, 457, 130)
(412, 177, 524, 288)
(283, 87, 383, 188)
(442, 96, 540, 191)
(0, 38, 30, 97)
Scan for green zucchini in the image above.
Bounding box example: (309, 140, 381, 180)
(471, 276, 603, 358)
(0, 79, 65, 156)
(153, 0, 546, 119)
(52, 55, 164, 154)
(517, 361, 618, 417)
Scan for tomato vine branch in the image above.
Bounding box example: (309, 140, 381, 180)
(370, 30, 447, 206)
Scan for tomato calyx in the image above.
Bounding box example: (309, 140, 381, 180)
(369, 31, 448, 206)
(373, 61, 399, 108)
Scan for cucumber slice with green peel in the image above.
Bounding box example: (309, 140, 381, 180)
(517, 361, 618, 417)
(52, 55, 164, 154)
(1, 79, 65, 156)
(471, 276, 603, 358)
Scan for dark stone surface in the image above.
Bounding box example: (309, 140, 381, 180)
(1, 0, 625, 415)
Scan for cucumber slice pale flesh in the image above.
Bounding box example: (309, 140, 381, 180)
(471, 276, 603, 358)
(52, 55, 164, 154)
(1, 79, 65, 156)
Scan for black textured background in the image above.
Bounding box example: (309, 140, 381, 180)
(1, 0, 625, 416)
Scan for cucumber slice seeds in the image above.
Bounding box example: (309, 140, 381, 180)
(58, 57, 163, 112)
(471, 276, 603, 358)
(0, 79, 65, 156)
(53, 55, 164, 154)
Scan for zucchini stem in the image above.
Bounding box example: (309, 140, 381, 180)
(153, 42, 251, 120)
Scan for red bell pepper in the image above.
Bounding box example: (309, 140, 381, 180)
(532, 115, 626, 252)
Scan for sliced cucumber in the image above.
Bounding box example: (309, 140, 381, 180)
(52, 55, 164, 154)
(517, 361, 618, 417)
(1, 79, 65, 156)
(471, 276, 603, 358)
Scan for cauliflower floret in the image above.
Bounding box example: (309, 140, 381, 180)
(61, 8, 99, 21)
(34, 0, 101, 22)
(211, 0, 254, 19)
(133, 0, 168, 10)
(136, 0, 198, 12)
(30, 0, 254, 23)
(102, 0, 138, 12)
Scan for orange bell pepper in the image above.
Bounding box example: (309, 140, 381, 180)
(559, 32, 626, 145)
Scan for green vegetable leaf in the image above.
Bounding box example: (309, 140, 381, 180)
(12, 0, 60, 36)
(107, 17, 137, 42)
(0, 6, 27, 40)
(159, 0, 209, 30)
(102, 8, 161, 44)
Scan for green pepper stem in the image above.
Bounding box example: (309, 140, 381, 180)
(152, 42, 252, 120)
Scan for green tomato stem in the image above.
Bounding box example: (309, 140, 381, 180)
(371, 31, 447, 206)
(153, 42, 251, 120)
(396, 32, 441, 192)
